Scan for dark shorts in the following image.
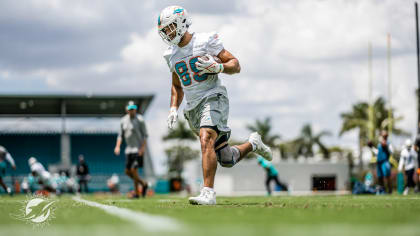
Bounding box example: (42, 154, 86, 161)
(125, 153, 143, 170)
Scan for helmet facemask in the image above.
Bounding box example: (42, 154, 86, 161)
(159, 22, 180, 45)
(158, 6, 191, 46)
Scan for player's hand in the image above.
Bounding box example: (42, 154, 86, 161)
(167, 107, 178, 129)
(196, 54, 224, 76)
(12, 165, 16, 170)
(114, 147, 120, 156)
(138, 149, 145, 156)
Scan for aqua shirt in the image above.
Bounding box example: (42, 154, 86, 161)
(377, 143, 391, 163)
(259, 158, 278, 176)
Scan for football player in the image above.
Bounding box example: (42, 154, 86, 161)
(158, 6, 272, 205)
(0, 145, 16, 195)
(28, 157, 57, 193)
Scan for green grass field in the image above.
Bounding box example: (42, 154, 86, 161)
(0, 194, 419, 236)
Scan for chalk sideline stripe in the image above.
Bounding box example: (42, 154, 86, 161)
(72, 196, 181, 232)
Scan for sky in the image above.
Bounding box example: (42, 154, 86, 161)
(0, 0, 418, 174)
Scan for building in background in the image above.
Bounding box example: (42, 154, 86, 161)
(0, 94, 155, 193)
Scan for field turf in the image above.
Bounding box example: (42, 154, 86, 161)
(0, 194, 419, 236)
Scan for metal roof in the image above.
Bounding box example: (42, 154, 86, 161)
(0, 118, 120, 135)
(0, 93, 154, 117)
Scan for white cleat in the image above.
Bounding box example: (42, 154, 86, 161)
(248, 132, 272, 161)
(188, 187, 216, 205)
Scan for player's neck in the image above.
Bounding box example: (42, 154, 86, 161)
(178, 32, 192, 48)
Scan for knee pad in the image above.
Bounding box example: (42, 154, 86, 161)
(216, 144, 240, 168)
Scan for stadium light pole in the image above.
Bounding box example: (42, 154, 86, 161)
(387, 34, 392, 138)
(416, 2, 420, 133)
(368, 42, 375, 141)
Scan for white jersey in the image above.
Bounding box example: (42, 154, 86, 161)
(30, 162, 51, 183)
(398, 147, 418, 171)
(164, 32, 228, 111)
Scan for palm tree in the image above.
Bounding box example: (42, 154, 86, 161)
(339, 97, 408, 170)
(246, 117, 280, 147)
(162, 120, 198, 178)
(162, 120, 196, 142)
(292, 124, 331, 159)
(339, 101, 369, 168)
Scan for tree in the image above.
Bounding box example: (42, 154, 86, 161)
(162, 120, 199, 178)
(339, 97, 409, 170)
(162, 120, 196, 142)
(291, 123, 331, 159)
(246, 117, 280, 147)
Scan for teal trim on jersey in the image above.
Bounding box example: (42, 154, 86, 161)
(175, 61, 192, 86)
(173, 8, 184, 14)
(189, 57, 208, 82)
(158, 15, 161, 26)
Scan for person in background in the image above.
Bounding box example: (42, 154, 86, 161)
(257, 156, 288, 195)
(372, 131, 393, 194)
(76, 155, 90, 193)
(414, 123, 420, 192)
(0, 145, 16, 195)
(114, 101, 149, 198)
(28, 157, 57, 193)
(107, 173, 120, 194)
(398, 139, 418, 195)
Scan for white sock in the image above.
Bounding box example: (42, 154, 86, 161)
(250, 141, 256, 151)
(203, 187, 214, 192)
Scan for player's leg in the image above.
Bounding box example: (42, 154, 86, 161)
(0, 177, 8, 193)
(130, 169, 147, 194)
(273, 175, 288, 191)
(383, 162, 392, 194)
(125, 154, 135, 179)
(200, 128, 218, 188)
(188, 127, 218, 205)
(377, 162, 385, 191)
(213, 133, 252, 168)
(407, 169, 415, 192)
(0, 163, 11, 194)
(265, 175, 272, 195)
(130, 169, 140, 197)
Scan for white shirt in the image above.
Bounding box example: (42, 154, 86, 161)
(118, 114, 148, 155)
(30, 162, 51, 183)
(398, 147, 418, 171)
(163, 32, 228, 111)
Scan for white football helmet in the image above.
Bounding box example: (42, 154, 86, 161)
(405, 139, 412, 148)
(158, 6, 192, 46)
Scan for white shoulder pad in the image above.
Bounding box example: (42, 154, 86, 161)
(206, 31, 224, 56)
(163, 46, 176, 72)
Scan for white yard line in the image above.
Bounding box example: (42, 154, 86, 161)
(72, 196, 182, 232)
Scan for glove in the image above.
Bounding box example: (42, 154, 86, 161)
(196, 54, 224, 76)
(167, 107, 178, 129)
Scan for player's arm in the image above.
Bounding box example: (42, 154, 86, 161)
(138, 118, 148, 156)
(217, 49, 241, 74)
(5, 153, 16, 170)
(114, 122, 123, 156)
(170, 72, 184, 108)
(139, 140, 147, 156)
(167, 72, 183, 129)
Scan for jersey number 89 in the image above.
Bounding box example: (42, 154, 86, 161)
(175, 57, 208, 86)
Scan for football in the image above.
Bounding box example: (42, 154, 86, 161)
(200, 54, 222, 63)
